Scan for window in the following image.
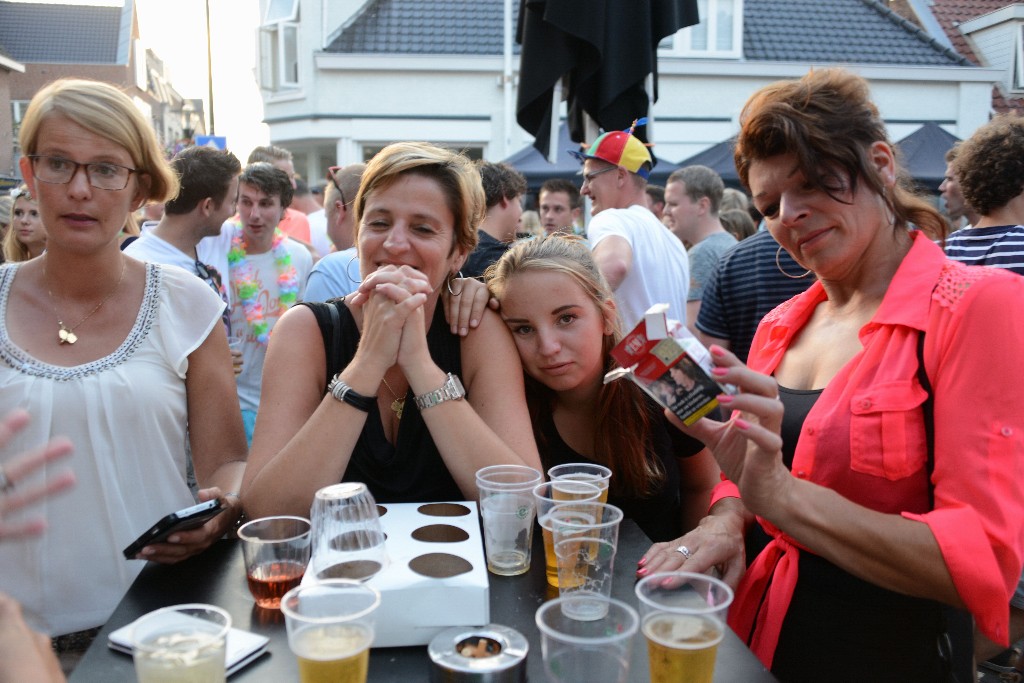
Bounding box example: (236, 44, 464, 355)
(659, 0, 743, 59)
(259, 0, 300, 91)
(264, 0, 298, 23)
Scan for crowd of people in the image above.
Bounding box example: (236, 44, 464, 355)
(1, 67, 1023, 683)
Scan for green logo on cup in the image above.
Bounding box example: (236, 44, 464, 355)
(516, 506, 529, 519)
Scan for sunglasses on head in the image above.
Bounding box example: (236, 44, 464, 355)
(327, 166, 348, 208)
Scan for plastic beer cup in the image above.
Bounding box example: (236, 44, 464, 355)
(635, 571, 734, 683)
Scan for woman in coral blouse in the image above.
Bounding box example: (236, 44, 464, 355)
(640, 68, 1024, 682)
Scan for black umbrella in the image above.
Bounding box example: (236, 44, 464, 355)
(516, 0, 700, 157)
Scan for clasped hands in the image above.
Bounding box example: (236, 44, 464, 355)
(347, 265, 436, 372)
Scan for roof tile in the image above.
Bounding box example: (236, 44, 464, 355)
(0, 1, 122, 64)
(326, 0, 967, 67)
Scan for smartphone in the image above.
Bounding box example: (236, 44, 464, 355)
(122, 499, 226, 559)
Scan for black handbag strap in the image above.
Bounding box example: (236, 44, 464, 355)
(916, 332, 935, 509)
(327, 299, 342, 379)
(917, 327, 974, 683)
(298, 299, 346, 389)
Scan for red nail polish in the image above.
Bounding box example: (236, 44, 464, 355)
(636, 567, 649, 577)
(637, 556, 648, 567)
(711, 367, 729, 377)
(735, 418, 751, 430)
(710, 345, 726, 357)
(716, 394, 733, 404)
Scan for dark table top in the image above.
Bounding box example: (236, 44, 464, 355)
(69, 519, 775, 682)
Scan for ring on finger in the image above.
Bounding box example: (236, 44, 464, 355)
(676, 545, 692, 559)
(0, 466, 13, 494)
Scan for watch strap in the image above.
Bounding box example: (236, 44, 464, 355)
(327, 376, 376, 412)
(414, 372, 465, 411)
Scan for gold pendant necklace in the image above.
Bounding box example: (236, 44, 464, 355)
(381, 377, 405, 420)
(46, 258, 128, 345)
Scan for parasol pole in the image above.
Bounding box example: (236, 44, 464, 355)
(548, 78, 562, 164)
(503, 0, 514, 157)
(645, 73, 655, 142)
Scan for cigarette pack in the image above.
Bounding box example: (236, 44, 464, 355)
(606, 304, 728, 425)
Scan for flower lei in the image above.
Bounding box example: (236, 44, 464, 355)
(227, 224, 300, 345)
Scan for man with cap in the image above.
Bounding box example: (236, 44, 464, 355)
(572, 128, 691, 329)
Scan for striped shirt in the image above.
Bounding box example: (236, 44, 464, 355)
(944, 225, 1024, 275)
(696, 230, 814, 363)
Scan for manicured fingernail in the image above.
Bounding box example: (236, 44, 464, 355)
(460, 327, 468, 336)
(470, 319, 478, 328)
(637, 556, 648, 567)
(636, 567, 649, 577)
(735, 418, 751, 430)
(711, 367, 729, 377)
(710, 345, 726, 357)
(716, 394, 733, 404)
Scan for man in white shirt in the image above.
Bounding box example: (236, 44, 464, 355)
(203, 163, 313, 444)
(126, 146, 240, 314)
(571, 129, 690, 329)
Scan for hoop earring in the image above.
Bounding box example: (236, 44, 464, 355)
(446, 271, 465, 296)
(776, 246, 812, 279)
(346, 254, 363, 284)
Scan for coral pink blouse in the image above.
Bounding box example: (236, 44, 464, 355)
(713, 232, 1024, 667)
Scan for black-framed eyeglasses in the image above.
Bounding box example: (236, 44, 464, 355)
(27, 155, 137, 191)
(581, 166, 617, 186)
(327, 166, 348, 207)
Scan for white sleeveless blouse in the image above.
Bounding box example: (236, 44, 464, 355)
(0, 262, 224, 636)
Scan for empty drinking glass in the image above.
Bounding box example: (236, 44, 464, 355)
(309, 483, 388, 582)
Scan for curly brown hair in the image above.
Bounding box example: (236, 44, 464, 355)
(956, 114, 1024, 216)
(734, 68, 946, 240)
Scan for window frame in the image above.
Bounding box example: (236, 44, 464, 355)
(658, 0, 743, 59)
(1014, 23, 1024, 91)
(258, 0, 300, 91)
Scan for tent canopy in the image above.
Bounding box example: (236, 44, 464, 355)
(674, 124, 960, 193)
(676, 138, 741, 188)
(895, 123, 960, 193)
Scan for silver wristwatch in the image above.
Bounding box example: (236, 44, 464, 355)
(413, 373, 465, 411)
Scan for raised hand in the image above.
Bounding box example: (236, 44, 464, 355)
(444, 276, 498, 336)
(0, 409, 75, 542)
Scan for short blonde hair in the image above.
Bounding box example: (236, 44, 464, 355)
(354, 142, 483, 257)
(18, 78, 178, 204)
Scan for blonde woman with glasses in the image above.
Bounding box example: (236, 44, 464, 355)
(0, 78, 247, 672)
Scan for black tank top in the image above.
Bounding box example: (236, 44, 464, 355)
(746, 385, 947, 682)
(299, 299, 464, 503)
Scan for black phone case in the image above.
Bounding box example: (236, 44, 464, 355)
(122, 499, 225, 559)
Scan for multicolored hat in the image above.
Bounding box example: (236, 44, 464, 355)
(569, 119, 654, 179)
